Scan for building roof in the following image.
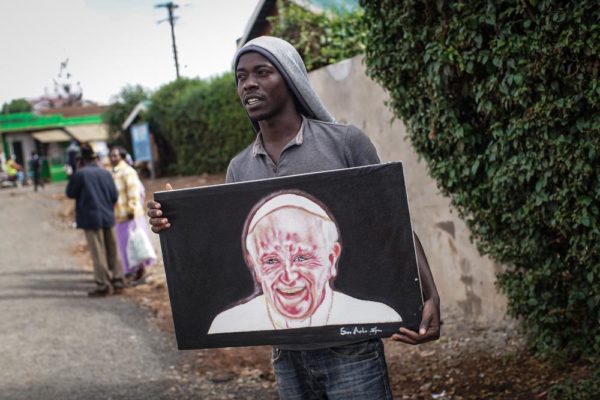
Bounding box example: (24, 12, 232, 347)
(236, 0, 359, 49)
(0, 112, 108, 143)
(237, 0, 276, 49)
(32, 130, 73, 143)
(121, 101, 150, 131)
(0, 113, 103, 133)
(38, 105, 108, 118)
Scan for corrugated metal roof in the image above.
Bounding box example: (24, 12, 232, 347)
(121, 101, 150, 131)
(66, 124, 109, 142)
(32, 130, 72, 143)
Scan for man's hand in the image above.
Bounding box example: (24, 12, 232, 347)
(392, 232, 442, 345)
(147, 183, 172, 233)
(391, 297, 440, 345)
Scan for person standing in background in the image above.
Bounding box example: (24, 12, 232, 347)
(6, 155, 24, 187)
(110, 146, 155, 284)
(66, 144, 125, 297)
(29, 151, 44, 192)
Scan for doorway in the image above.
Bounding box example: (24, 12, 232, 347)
(12, 141, 24, 167)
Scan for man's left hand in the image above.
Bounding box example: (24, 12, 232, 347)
(391, 297, 440, 345)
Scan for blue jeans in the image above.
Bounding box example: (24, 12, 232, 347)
(272, 339, 393, 400)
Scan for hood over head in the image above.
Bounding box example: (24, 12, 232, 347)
(234, 36, 335, 131)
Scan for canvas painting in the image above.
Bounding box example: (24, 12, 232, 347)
(156, 162, 423, 349)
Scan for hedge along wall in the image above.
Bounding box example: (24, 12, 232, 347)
(361, 0, 600, 360)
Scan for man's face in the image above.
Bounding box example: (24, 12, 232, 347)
(247, 208, 341, 321)
(236, 52, 295, 121)
(109, 149, 121, 167)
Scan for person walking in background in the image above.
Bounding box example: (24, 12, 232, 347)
(66, 144, 125, 297)
(109, 146, 155, 285)
(29, 151, 44, 192)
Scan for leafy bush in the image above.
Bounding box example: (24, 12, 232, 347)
(548, 367, 600, 400)
(169, 72, 254, 174)
(148, 78, 205, 174)
(269, 0, 366, 71)
(361, 0, 600, 361)
(103, 85, 150, 153)
(105, 74, 252, 176)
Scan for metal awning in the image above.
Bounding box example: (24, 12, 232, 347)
(30, 124, 108, 143)
(122, 101, 150, 131)
(65, 124, 108, 142)
(32, 130, 72, 143)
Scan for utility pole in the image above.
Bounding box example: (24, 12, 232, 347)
(155, 2, 180, 79)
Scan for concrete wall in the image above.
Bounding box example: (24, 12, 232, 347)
(308, 56, 508, 322)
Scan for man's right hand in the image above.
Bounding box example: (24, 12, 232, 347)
(147, 183, 172, 233)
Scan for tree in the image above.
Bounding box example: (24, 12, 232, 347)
(2, 98, 32, 114)
(169, 72, 254, 174)
(103, 85, 151, 152)
(148, 78, 205, 174)
(361, 0, 600, 365)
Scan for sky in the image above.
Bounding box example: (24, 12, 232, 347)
(0, 0, 260, 106)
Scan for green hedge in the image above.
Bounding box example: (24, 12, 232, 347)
(361, 0, 600, 361)
(169, 72, 254, 174)
(148, 78, 204, 174)
(103, 85, 150, 154)
(106, 73, 253, 176)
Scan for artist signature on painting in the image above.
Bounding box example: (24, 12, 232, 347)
(339, 326, 383, 336)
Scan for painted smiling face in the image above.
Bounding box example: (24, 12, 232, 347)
(246, 207, 341, 321)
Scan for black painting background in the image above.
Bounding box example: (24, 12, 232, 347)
(156, 162, 423, 349)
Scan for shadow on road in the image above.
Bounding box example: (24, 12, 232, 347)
(0, 268, 96, 300)
(0, 269, 90, 276)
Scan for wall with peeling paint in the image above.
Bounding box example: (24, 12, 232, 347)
(308, 56, 509, 322)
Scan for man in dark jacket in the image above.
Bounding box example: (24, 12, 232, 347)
(66, 144, 125, 297)
(30, 151, 44, 192)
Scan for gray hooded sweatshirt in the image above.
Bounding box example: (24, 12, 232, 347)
(233, 36, 335, 131)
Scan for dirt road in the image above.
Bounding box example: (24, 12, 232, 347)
(0, 184, 192, 399)
(1, 180, 584, 400)
(0, 183, 276, 400)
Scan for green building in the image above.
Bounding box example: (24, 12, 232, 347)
(0, 110, 108, 182)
